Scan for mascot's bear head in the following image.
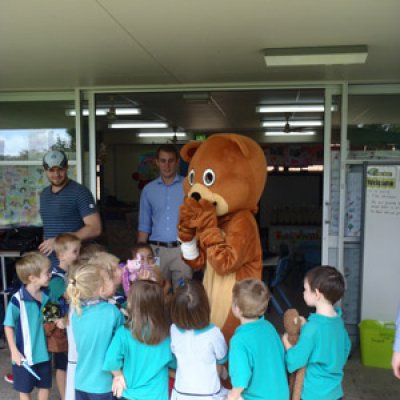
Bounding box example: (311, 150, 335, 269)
(180, 134, 267, 216)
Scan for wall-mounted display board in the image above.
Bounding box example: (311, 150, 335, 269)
(0, 165, 76, 228)
(361, 163, 400, 321)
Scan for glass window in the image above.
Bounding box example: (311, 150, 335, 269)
(348, 94, 400, 158)
(0, 98, 75, 227)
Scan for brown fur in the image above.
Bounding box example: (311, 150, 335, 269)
(178, 134, 267, 341)
(283, 309, 305, 400)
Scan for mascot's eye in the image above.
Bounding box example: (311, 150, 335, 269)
(188, 169, 195, 186)
(203, 169, 216, 187)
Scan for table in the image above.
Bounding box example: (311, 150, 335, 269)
(1, 250, 22, 313)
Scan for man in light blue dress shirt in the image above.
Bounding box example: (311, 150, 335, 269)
(138, 144, 192, 290)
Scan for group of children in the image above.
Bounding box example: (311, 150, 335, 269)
(3, 233, 351, 400)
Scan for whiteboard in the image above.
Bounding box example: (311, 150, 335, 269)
(361, 164, 400, 321)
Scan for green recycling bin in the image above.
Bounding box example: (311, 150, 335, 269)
(359, 319, 395, 369)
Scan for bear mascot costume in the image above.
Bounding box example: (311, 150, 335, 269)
(178, 133, 267, 340)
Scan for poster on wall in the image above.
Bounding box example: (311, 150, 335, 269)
(0, 165, 76, 228)
(263, 144, 323, 167)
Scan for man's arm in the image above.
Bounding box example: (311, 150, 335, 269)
(137, 231, 149, 243)
(39, 212, 102, 256)
(73, 212, 102, 241)
(138, 186, 152, 242)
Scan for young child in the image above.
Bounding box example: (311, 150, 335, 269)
(123, 243, 171, 298)
(48, 233, 81, 400)
(66, 262, 124, 400)
(103, 279, 175, 400)
(78, 243, 106, 263)
(3, 252, 52, 400)
(169, 279, 228, 400)
(65, 251, 122, 400)
(87, 251, 123, 298)
(283, 266, 351, 400)
(228, 278, 289, 400)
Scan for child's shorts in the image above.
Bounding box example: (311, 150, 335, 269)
(12, 360, 52, 393)
(53, 351, 68, 370)
(75, 390, 114, 400)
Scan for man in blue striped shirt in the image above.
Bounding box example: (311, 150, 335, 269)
(39, 150, 102, 272)
(138, 144, 192, 290)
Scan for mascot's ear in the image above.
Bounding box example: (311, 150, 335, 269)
(180, 141, 202, 162)
(226, 134, 251, 159)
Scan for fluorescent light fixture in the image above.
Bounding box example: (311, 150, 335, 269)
(109, 121, 168, 129)
(265, 131, 316, 136)
(66, 108, 141, 116)
(262, 120, 323, 128)
(264, 45, 368, 67)
(138, 132, 187, 138)
(256, 105, 337, 113)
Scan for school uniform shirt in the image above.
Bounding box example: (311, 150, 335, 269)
(71, 300, 124, 394)
(103, 325, 175, 400)
(66, 308, 78, 400)
(285, 308, 351, 400)
(170, 324, 228, 400)
(229, 317, 289, 400)
(4, 286, 50, 366)
(48, 272, 66, 303)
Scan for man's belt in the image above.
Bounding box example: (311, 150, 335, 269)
(149, 240, 179, 248)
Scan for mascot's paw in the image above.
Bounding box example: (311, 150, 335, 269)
(179, 197, 218, 238)
(178, 197, 199, 241)
(191, 198, 218, 232)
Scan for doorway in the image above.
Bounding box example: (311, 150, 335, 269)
(89, 88, 333, 269)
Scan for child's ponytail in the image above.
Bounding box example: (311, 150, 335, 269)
(66, 263, 104, 315)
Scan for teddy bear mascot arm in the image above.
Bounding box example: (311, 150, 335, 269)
(283, 309, 306, 400)
(178, 134, 267, 340)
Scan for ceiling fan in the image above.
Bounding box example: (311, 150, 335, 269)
(282, 113, 303, 134)
(106, 96, 117, 120)
(168, 126, 190, 145)
(278, 113, 318, 135)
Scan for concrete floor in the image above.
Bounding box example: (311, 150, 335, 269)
(1, 334, 400, 399)
(1, 255, 399, 399)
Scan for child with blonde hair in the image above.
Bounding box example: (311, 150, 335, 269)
(170, 279, 228, 400)
(67, 263, 124, 400)
(103, 280, 175, 400)
(48, 233, 81, 400)
(87, 251, 122, 294)
(228, 278, 289, 400)
(3, 252, 52, 400)
(66, 251, 123, 400)
(78, 243, 106, 263)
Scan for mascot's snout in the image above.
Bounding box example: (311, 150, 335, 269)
(191, 192, 201, 201)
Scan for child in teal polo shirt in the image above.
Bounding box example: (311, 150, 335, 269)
(49, 233, 81, 400)
(228, 278, 289, 400)
(3, 251, 52, 400)
(103, 279, 175, 400)
(66, 262, 124, 400)
(283, 266, 351, 400)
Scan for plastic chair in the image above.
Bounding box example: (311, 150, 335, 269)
(269, 255, 293, 315)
